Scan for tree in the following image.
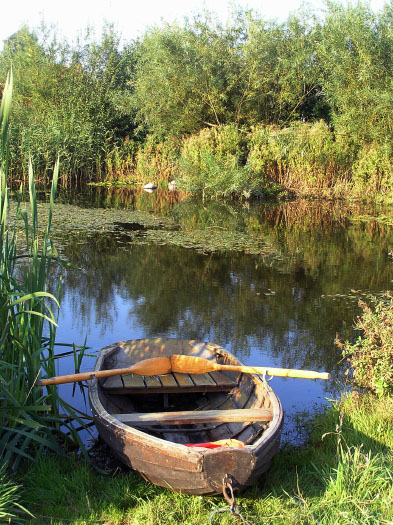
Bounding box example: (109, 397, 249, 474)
(132, 13, 250, 137)
(243, 10, 328, 125)
(0, 25, 138, 178)
(318, 2, 393, 144)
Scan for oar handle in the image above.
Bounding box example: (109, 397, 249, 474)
(39, 367, 136, 386)
(217, 364, 330, 380)
(39, 356, 172, 386)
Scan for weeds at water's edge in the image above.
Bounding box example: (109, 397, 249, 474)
(0, 73, 89, 520)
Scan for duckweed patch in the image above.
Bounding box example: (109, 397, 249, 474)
(321, 289, 393, 304)
(9, 201, 284, 261)
(9, 202, 177, 236)
(140, 229, 282, 257)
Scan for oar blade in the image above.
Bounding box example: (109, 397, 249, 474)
(130, 356, 171, 376)
(171, 354, 217, 374)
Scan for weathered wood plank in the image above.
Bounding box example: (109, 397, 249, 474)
(95, 417, 203, 471)
(105, 385, 236, 394)
(122, 374, 145, 388)
(120, 338, 196, 363)
(203, 447, 257, 492)
(189, 342, 217, 360)
(161, 431, 190, 444)
(160, 374, 178, 387)
(105, 338, 195, 371)
(141, 471, 211, 494)
(102, 375, 124, 390)
(117, 408, 273, 425)
(233, 424, 258, 444)
(173, 373, 195, 387)
(189, 373, 216, 387)
(208, 371, 238, 387)
(144, 375, 162, 388)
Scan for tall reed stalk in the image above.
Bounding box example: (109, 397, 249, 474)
(0, 72, 87, 471)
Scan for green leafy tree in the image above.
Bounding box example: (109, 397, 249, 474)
(0, 25, 138, 179)
(318, 2, 393, 144)
(243, 11, 328, 125)
(133, 12, 252, 137)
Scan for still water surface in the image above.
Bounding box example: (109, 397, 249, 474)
(45, 187, 393, 444)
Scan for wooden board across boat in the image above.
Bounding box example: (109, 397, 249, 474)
(89, 338, 284, 495)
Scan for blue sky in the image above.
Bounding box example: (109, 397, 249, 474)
(1, 0, 388, 46)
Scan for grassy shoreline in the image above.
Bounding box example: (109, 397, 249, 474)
(9, 391, 392, 524)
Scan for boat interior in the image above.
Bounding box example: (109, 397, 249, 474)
(98, 357, 274, 446)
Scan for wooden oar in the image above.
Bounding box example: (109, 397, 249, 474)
(171, 355, 330, 380)
(39, 356, 171, 386)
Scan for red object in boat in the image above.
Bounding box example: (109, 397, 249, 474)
(184, 439, 245, 449)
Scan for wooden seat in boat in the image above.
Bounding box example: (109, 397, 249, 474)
(102, 371, 239, 394)
(116, 408, 273, 426)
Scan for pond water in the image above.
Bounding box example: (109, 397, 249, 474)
(39, 186, 393, 444)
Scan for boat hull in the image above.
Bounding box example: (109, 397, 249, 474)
(89, 338, 283, 495)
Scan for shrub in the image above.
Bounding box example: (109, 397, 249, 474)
(247, 124, 287, 182)
(352, 142, 393, 196)
(135, 135, 180, 183)
(178, 125, 261, 197)
(337, 295, 393, 396)
(247, 122, 355, 193)
(105, 137, 137, 180)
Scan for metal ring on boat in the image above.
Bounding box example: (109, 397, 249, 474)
(222, 474, 238, 513)
(263, 370, 274, 383)
(209, 474, 252, 524)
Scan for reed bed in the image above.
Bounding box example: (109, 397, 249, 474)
(0, 72, 88, 519)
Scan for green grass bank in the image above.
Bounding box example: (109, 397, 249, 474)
(8, 392, 392, 524)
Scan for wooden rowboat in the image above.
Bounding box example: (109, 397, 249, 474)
(89, 338, 283, 495)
